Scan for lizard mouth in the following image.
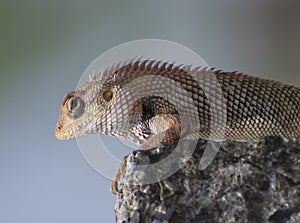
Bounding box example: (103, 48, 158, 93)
(55, 123, 76, 140)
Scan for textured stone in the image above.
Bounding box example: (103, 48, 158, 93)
(114, 137, 300, 223)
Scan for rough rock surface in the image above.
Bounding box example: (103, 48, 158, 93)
(114, 137, 300, 223)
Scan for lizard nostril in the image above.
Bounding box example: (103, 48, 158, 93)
(56, 124, 61, 131)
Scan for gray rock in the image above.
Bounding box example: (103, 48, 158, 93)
(114, 137, 300, 223)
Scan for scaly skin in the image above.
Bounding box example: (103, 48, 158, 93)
(55, 58, 300, 193)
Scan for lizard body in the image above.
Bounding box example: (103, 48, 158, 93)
(55, 58, 300, 192)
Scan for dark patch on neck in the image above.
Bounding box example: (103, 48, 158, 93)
(141, 97, 157, 122)
(141, 96, 178, 122)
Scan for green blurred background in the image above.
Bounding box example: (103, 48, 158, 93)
(0, 0, 299, 222)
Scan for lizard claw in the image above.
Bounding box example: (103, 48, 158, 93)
(110, 154, 130, 194)
(110, 181, 123, 194)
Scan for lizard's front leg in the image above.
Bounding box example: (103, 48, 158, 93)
(110, 114, 181, 194)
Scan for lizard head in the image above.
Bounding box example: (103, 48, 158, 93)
(55, 76, 119, 140)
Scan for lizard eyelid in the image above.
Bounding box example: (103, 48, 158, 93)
(65, 95, 85, 119)
(67, 97, 80, 111)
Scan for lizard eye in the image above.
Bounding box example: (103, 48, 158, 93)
(66, 96, 85, 119)
(102, 89, 114, 102)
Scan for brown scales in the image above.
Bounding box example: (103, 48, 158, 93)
(55, 58, 300, 193)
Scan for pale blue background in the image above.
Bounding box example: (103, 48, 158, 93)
(1, 1, 299, 222)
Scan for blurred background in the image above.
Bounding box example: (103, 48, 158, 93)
(0, 0, 299, 222)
